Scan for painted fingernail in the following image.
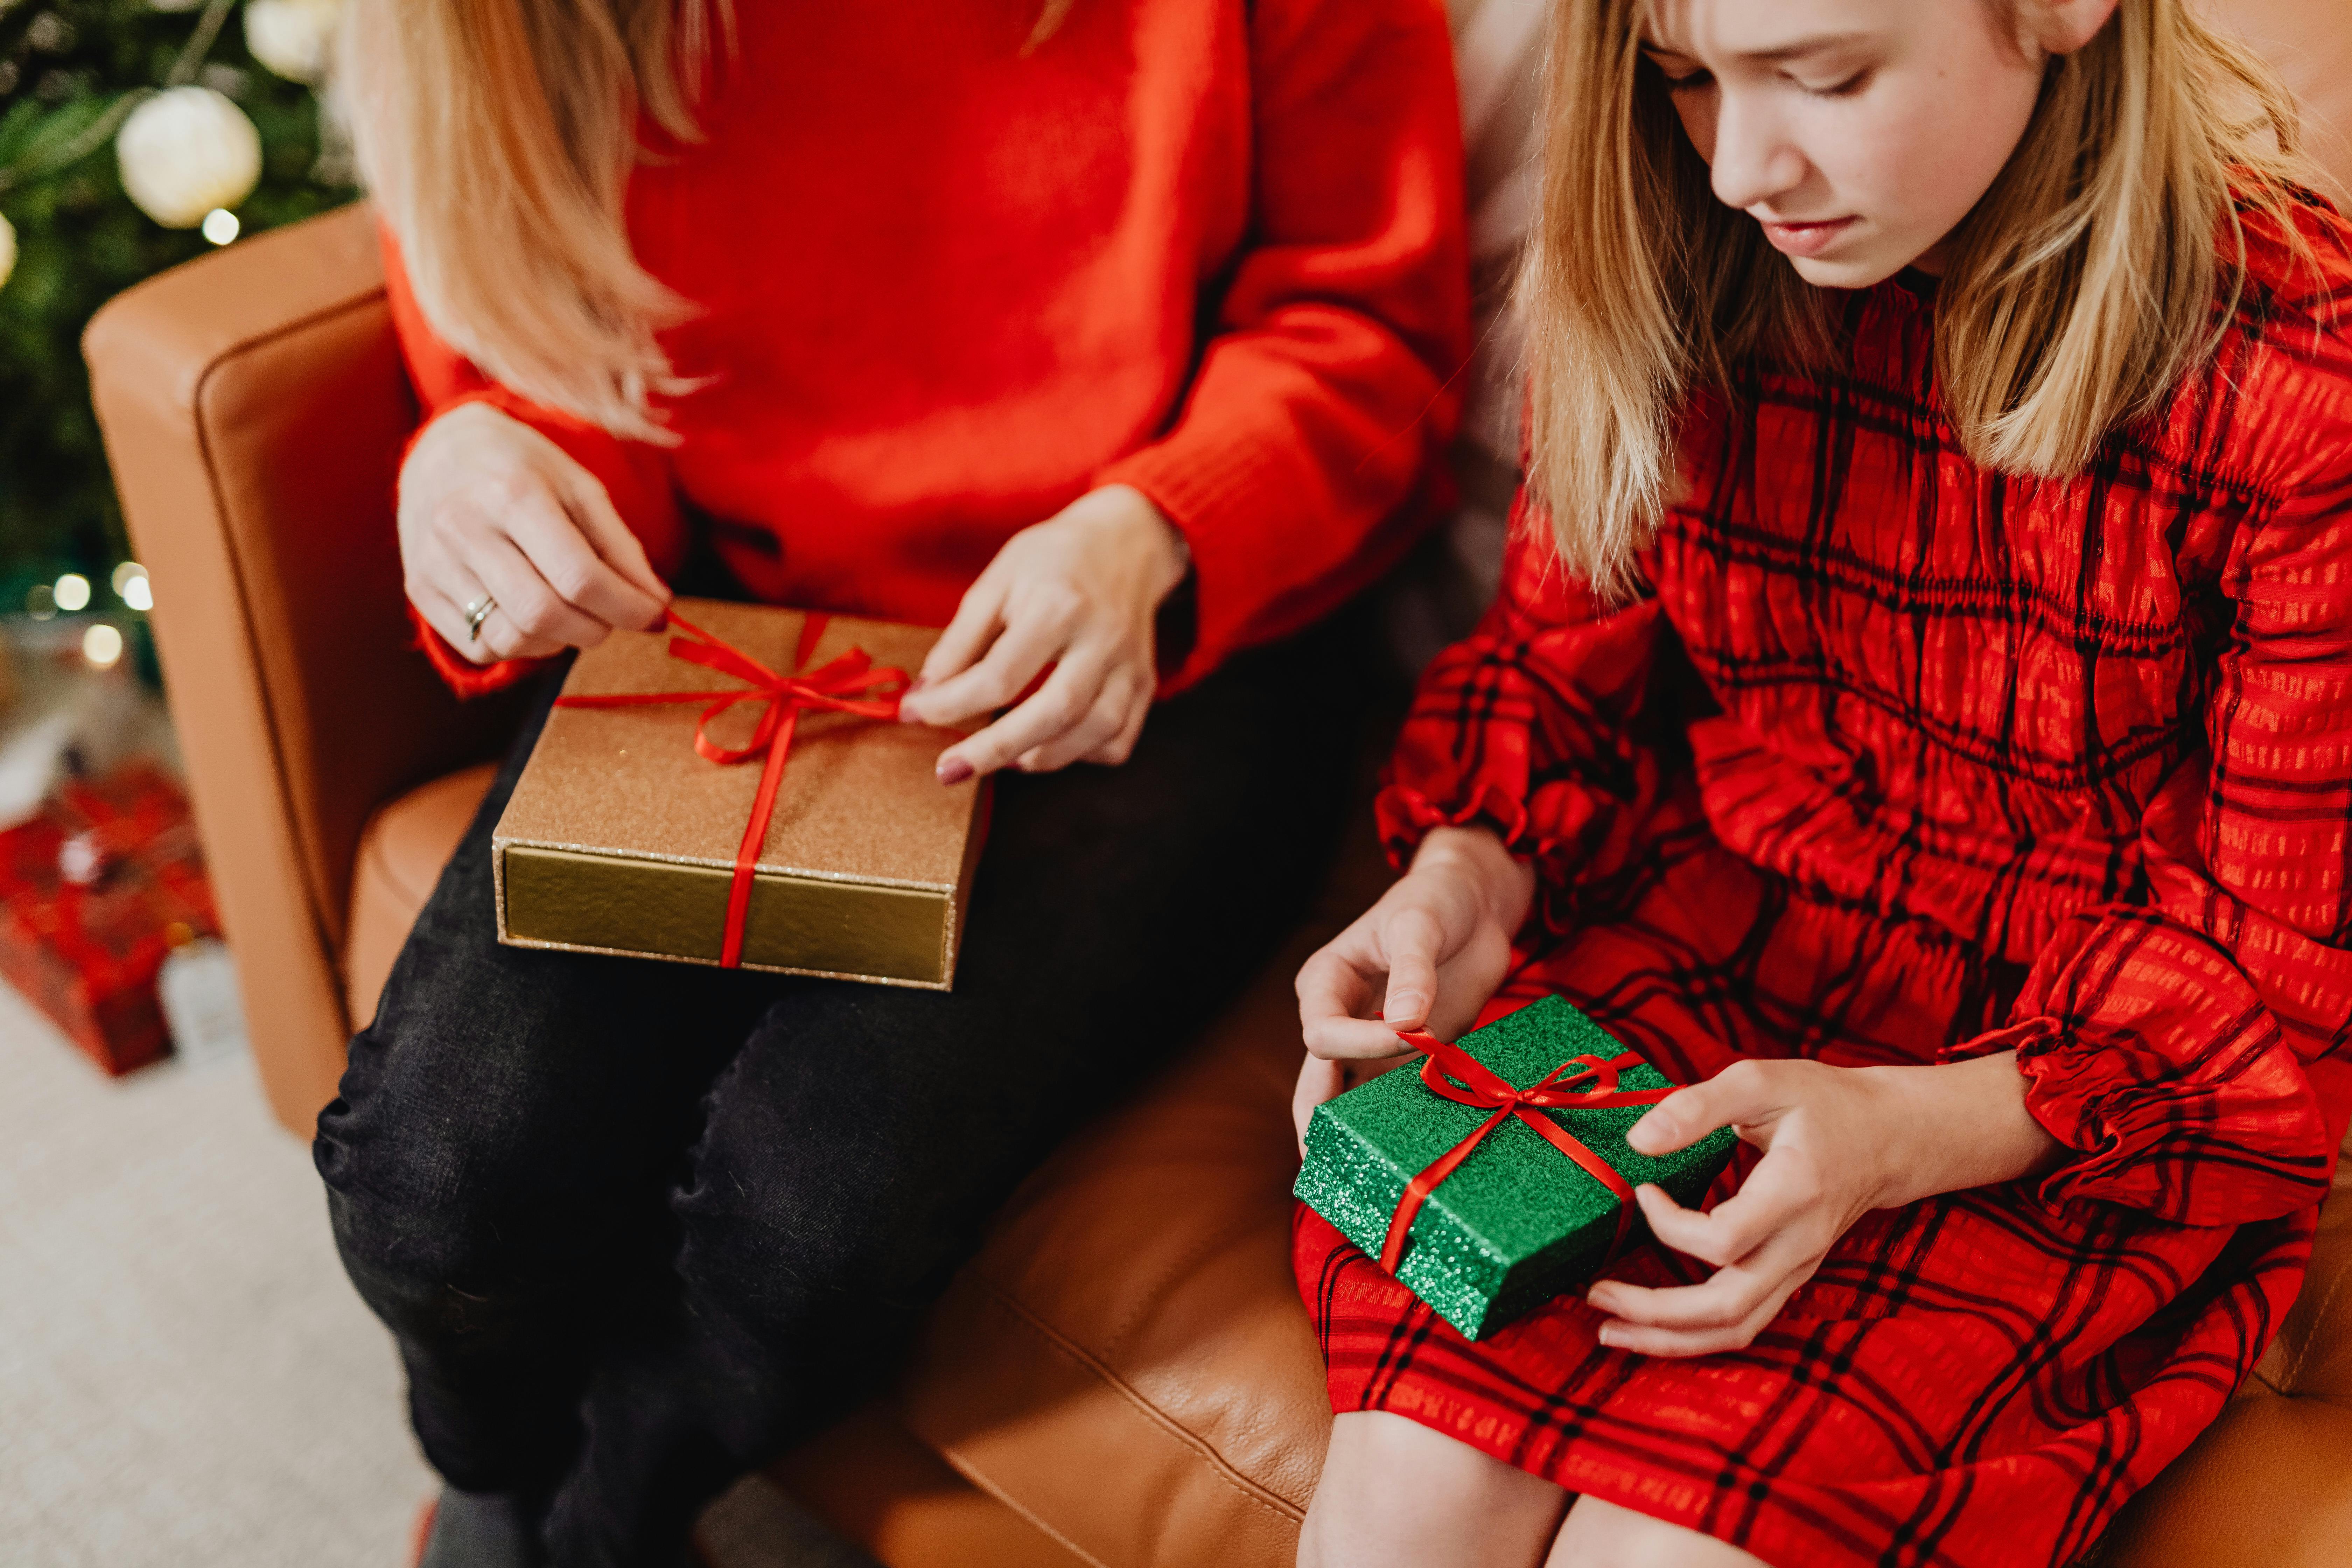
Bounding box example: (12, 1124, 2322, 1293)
(936, 758, 974, 786)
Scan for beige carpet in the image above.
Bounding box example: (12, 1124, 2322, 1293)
(0, 977, 871, 1568)
(0, 979, 432, 1566)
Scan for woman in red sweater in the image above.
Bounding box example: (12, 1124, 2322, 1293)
(313, 4, 1466, 1565)
(1290, 1, 2348, 1565)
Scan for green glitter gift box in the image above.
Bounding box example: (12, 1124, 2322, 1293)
(1294, 996, 1737, 1341)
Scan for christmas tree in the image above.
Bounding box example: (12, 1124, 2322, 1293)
(0, 0, 356, 619)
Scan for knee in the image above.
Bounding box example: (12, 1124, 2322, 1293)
(315, 1032, 546, 1300)
(1552, 1498, 1769, 1568)
(1300, 1412, 1566, 1568)
(673, 1105, 948, 1339)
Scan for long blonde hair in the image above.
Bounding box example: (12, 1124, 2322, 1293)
(344, 0, 1081, 442)
(1524, 0, 2323, 595)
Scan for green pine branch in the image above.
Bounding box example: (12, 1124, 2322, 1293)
(0, 0, 358, 598)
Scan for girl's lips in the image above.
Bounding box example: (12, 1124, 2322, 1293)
(1759, 216, 1858, 258)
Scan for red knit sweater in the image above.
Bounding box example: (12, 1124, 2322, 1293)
(386, 0, 1469, 695)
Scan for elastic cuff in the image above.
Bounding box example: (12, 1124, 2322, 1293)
(1374, 781, 1538, 872)
(1099, 436, 1293, 692)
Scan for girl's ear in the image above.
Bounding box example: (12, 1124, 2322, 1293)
(2021, 0, 2121, 58)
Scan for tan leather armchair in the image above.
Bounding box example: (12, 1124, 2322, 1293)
(84, 7, 2352, 1562)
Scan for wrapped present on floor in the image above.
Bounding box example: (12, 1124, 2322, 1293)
(1295, 996, 1737, 1341)
(493, 599, 986, 989)
(0, 762, 222, 1075)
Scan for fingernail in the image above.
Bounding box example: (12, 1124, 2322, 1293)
(936, 758, 974, 786)
(906, 674, 929, 694)
(1388, 991, 1426, 1018)
(1596, 1325, 1625, 1349)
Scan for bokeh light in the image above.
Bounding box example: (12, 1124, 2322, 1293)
(82, 623, 125, 669)
(53, 573, 91, 612)
(113, 562, 153, 611)
(201, 208, 241, 246)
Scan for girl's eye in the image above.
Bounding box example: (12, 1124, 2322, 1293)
(1664, 69, 1714, 94)
(1798, 69, 1871, 98)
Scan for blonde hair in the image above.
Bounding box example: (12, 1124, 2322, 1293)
(1523, 0, 2322, 595)
(344, 0, 1080, 442)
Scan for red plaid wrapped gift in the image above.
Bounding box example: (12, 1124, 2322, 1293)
(0, 763, 220, 1074)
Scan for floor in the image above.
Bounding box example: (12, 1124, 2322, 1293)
(0, 977, 873, 1568)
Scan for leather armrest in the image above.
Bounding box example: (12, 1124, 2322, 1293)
(84, 202, 525, 1132)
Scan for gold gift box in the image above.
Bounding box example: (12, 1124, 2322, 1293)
(492, 600, 986, 989)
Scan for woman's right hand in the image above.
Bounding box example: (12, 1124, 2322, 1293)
(1290, 826, 1537, 1147)
(398, 402, 671, 663)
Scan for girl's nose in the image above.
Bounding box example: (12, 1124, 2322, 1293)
(1707, 96, 1812, 215)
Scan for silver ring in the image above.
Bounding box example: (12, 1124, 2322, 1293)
(463, 594, 497, 642)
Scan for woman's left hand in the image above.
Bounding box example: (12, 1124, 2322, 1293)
(1587, 1051, 2062, 1358)
(895, 484, 1190, 782)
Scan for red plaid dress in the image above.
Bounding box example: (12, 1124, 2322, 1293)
(1296, 202, 2352, 1567)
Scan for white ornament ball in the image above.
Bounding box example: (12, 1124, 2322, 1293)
(0, 211, 15, 292)
(116, 87, 263, 231)
(245, 0, 344, 85)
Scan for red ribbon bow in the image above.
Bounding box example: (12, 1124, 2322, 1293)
(554, 610, 909, 969)
(1378, 1030, 1674, 1275)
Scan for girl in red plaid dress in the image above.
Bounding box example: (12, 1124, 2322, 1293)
(1291, 1, 2352, 1564)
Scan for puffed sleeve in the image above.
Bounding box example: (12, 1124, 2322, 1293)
(1375, 483, 1671, 936)
(380, 227, 685, 696)
(1957, 418, 2352, 1227)
(1094, 0, 1470, 691)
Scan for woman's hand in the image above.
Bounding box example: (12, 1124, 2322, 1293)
(1588, 1051, 2064, 1358)
(895, 484, 1190, 781)
(1290, 826, 1538, 1147)
(399, 402, 671, 663)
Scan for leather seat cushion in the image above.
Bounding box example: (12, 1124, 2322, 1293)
(343, 763, 498, 1029)
(895, 820, 1399, 1568)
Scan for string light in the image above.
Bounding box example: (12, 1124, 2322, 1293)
(201, 208, 240, 246)
(82, 623, 125, 669)
(53, 573, 91, 612)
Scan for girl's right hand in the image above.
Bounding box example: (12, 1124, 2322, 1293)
(399, 402, 671, 663)
(1291, 825, 1537, 1146)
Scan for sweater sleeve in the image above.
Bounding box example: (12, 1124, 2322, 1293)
(1096, 0, 1470, 690)
(1951, 454, 2352, 1228)
(1374, 489, 1670, 936)
(379, 227, 686, 697)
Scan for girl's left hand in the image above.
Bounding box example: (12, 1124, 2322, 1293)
(896, 484, 1190, 781)
(1587, 1052, 2062, 1358)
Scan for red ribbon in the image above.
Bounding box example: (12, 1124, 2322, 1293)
(554, 610, 909, 968)
(1377, 1030, 1675, 1275)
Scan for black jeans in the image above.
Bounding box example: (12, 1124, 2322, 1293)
(314, 623, 1363, 1567)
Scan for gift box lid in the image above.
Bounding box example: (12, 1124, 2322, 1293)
(495, 601, 978, 891)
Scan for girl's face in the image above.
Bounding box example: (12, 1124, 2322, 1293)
(1642, 0, 2117, 286)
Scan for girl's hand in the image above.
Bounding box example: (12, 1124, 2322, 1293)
(398, 402, 672, 663)
(1588, 1051, 2063, 1358)
(1291, 1051, 1421, 1160)
(896, 485, 1190, 780)
(1290, 826, 1538, 1146)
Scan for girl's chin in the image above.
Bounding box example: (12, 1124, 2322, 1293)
(1784, 249, 1917, 292)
